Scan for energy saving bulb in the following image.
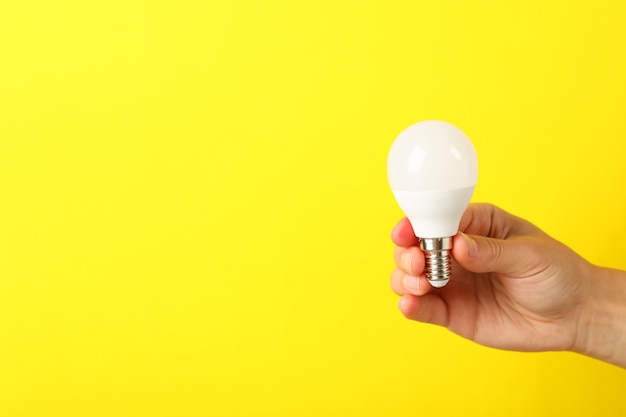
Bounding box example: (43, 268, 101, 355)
(387, 120, 478, 288)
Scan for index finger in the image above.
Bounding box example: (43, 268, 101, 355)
(391, 217, 419, 247)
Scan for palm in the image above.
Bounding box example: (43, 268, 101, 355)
(436, 257, 581, 352)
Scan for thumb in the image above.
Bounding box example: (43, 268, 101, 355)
(452, 232, 539, 277)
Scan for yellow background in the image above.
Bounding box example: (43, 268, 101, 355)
(1, 0, 625, 416)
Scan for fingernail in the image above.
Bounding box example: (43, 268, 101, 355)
(462, 232, 478, 257)
(403, 275, 419, 291)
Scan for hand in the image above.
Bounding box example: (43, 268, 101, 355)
(390, 203, 595, 353)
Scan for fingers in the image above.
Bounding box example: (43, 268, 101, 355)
(391, 217, 419, 247)
(391, 245, 431, 295)
(393, 246, 424, 276)
(390, 269, 432, 296)
(452, 232, 545, 277)
(398, 294, 449, 327)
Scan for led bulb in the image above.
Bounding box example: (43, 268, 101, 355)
(387, 120, 478, 288)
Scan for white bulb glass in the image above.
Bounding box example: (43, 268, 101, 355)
(387, 120, 478, 287)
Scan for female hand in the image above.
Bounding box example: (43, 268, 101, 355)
(390, 203, 595, 353)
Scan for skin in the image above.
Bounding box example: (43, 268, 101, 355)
(390, 203, 626, 368)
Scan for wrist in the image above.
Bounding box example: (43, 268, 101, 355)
(573, 265, 626, 368)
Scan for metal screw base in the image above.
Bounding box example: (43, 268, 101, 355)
(419, 237, 453, 288)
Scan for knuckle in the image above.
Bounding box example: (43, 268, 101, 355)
(390, 269, 406, 295)
(485, 238, 503, 268)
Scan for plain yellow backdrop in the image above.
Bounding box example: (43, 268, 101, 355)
(1, 0, 625, 416)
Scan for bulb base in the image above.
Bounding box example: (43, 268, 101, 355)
(420, 237, 452, 287)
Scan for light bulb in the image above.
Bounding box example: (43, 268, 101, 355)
(387, 120, 478, 288)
